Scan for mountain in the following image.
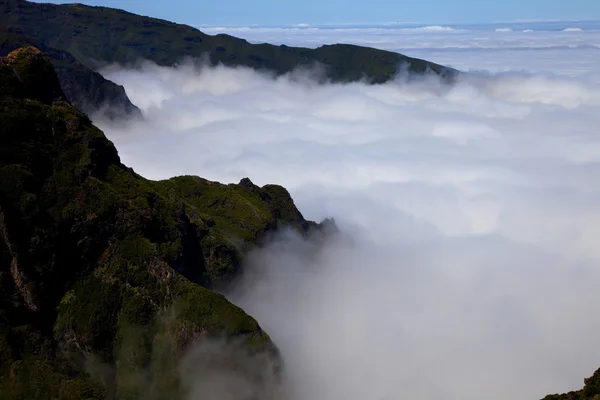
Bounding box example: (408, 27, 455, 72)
(0, 0, 457, 82)
(0, 45, 331, 399)
(0, 31, 141, 120)
(0, 0, 458, 118)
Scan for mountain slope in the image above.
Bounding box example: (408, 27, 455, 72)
(0, 0, 458, 85)
(0, 45, 327, 399)
(0, 31, 141, 119)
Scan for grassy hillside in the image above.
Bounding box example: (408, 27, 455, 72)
(1, 0, 457, 84)
(0, 45, 328, 399)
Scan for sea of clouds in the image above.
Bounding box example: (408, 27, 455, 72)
(95, 21, 600, 400)
(201, 20, 600, 76)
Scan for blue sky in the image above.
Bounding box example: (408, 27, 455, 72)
(39, 0, 600, 26)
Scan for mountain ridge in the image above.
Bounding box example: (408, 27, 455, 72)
(0, 0, 458, 118)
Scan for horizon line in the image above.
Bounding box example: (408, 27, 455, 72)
(194, 19, 600, 29)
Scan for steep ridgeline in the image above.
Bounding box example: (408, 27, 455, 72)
(541, 369, 600, 400)
(0, 32, 141, 120)
(0, 46, 330, 400)
(0, 0, 458, 86)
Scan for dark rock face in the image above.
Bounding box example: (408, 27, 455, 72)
(0, 46, 330, 399)
(0, 31, 142, 120)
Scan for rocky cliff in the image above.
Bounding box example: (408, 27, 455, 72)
(0, 45, 328, 400)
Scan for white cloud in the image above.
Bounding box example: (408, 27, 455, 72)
(95, 37, 600, 400)
(198, 22, 600, 77)
(200, 22, 600, 51)
(400, 25, 460, 32)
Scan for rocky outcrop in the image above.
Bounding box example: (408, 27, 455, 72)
(0, 209, 37, 312)
(0, 31, 141, 120)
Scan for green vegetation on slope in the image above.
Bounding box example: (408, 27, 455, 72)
(542, 369, 600, 400)
(1, 0, 458, 85)
(0, 45, 327, 399)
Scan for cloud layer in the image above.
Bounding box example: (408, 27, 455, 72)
(200, 24, 600, 54)
(200, 21, 600, 76)
(96, 41, 600, 400)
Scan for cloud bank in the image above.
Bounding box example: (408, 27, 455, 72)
(199, 21, 600, 76)
(95, 46, 600, 400)
(200, 21, 600, 53)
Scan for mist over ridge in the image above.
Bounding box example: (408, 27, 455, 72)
(94, 32, 600, 399)
(2, 1, 600, 398)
